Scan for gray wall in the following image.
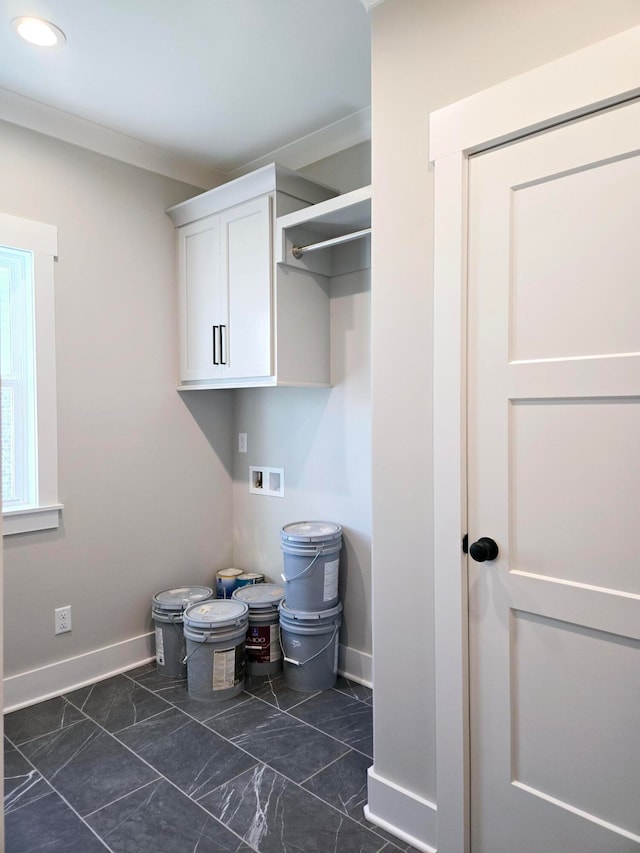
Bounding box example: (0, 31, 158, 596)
(369, 0, 640, 830)
(2, 122, 234, 678)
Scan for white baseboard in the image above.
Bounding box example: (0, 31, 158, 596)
(4, 637, 371, 712)
(338, 643, 372, 687)
(3, 633, 155, 713)
(366, 766, 438, 853)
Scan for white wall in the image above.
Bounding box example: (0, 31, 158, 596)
(369, 0, 640, 847)
(1, 121, 234, 702)
(231, 145, 372, 680)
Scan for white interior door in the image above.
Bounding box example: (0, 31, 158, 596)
(467, 98, 640, 853)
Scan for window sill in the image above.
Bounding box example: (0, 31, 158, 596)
(3, 504, 64, 536)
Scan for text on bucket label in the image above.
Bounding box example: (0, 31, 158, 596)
(212, 646, 244, 690)
(324, 558, 339, 602)
(155, 627, 165, 666)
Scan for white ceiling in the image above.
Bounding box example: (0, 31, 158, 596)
(1, 0, 371, 182)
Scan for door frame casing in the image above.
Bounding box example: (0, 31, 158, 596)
(429, 25, 640, 853)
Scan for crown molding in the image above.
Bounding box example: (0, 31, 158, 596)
(227, 107, 372, 179)
(0, 87, 371, 188)
(360, 0, 387, 10)
(0, 88, 227, 189)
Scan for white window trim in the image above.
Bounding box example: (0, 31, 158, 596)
(1, 212, 63, 535)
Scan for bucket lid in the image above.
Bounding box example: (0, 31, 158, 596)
(279, 600, 343, 621)
(280, 521, 342, 544)
(152, 586, 213, 612)
(232, 583, 285, 608)
(183, 599, 248, 629)
(217, 568, 244, 578)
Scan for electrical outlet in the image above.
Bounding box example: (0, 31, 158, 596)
(238, 433, 247, 453)
(55, 605, 72, 635)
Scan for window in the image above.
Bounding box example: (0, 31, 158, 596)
(0, 213, 62, 535)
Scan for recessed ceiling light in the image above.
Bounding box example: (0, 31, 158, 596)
(11, 16, 66, 48)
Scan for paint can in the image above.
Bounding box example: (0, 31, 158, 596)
(232, 583, 285, 675)
(235, 572, 265, 588)
(279, 600, 342, 692)
(151, 586, 213, 679)
(182, 599, 249, 701)
(280, 521, 342, 611)
(216, 568, 244, 599)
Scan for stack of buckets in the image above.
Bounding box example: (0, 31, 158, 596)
(150, 520, 342, 700)
(278, 521, 343, 692)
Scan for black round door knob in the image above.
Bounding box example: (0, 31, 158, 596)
(469, 537, 499, 562)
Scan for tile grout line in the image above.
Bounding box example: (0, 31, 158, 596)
(298, 747, 353, 787)
(111, 686, 384, 848)
(122, 672, 377, 806)
(82, 777, 159, 819)
(4, 700, 91, 750)
(280, 703, 374, 761)
(207, 690, 374, 766)
(8, 739, 113, 851)
(11, 701, 257, 853)
(7, 669, 383, 852)
(96, 718, 259, 852)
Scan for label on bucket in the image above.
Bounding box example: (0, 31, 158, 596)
(155, 627, 165, 666)
(245, 625, 281, 664)
(212, 645, 244, 690)
(323, 558, 339, 602)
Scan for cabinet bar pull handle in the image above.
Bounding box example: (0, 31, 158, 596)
(212, 325, 219, 365)
(220, 325, 227, 365)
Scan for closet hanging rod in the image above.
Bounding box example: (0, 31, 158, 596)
(292, 227, 371, 259)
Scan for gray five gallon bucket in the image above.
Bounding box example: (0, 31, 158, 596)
(232, 583, 285, 676)
(183, 599, 249, 701)
(152, 586, 213, 679)
(279, 600, 342, 692)
(280, 521, 342, 611)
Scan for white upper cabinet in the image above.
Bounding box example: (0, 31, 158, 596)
(168, 164, 336, 390)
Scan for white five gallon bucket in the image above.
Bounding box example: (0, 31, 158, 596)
(152, 586, 213, 679)
(232, 583, 285, 676)
(280, 521, 342, 611)
(279, 600, 342, 692)
(182, 599, 249, 701)
(216, 568, 244, 599)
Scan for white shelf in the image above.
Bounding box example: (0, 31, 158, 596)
(276, 185, 371, 274)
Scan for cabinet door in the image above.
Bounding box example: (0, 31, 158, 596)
(219, 195, 273, 380)
(177, 214, 223, 381)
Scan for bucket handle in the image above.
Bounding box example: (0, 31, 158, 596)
(279, 623, 339, 668)
(181, 632, 217, 665)
(281, 547, 322, 584)
(169, 613, 184, 638)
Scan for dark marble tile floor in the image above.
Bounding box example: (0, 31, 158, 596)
(4, 669, 421, 852)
